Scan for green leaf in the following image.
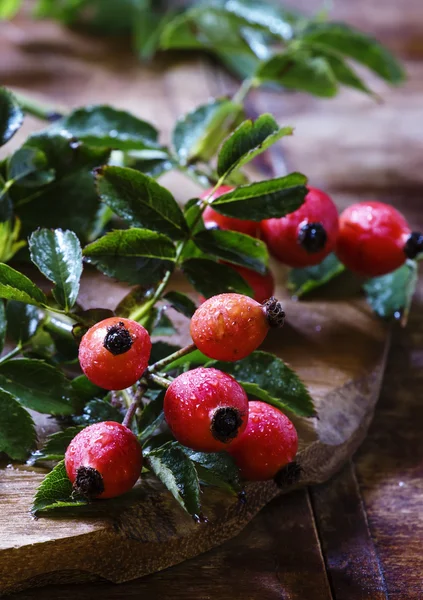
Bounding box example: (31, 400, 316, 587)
(32, 460, 87, 514)
(126, 150, 175, 180)
(288, 253, 346, 297)
(181, 447, 242, 494)
(301, 22, 405, 84)
(257, 51, 338, 97)
(211, 351, 315, 417)
(134, 6, 179, 60)
(83, 228, 176, 286)
(0, 0, 23, 19)
(363, 260, 418, 322)
(210, 173, 307, 221)
(71, 375, 106, 402)
(14, 132, 110, 242)
(182, 258, 253, 298)
(0, 87, 23, 147)
(73, 398, 123, 426)
(217, 114, 292, 177)
(221, 0, 296, 40)
(166, 348, 210, 370)
(29, 229, 82, 311)
(30, 426, 85, 464)
(150, 341, 180, 364)
(95, 165, 188, 239)
(55, 105, 160, 151)
(193, 229, 268, 274)
(0, 263, 47, 306)
(115, 286, 154, 318)
(163, 290, 197, 318)
(7, 147, 55, 188)
(0, 358, 76, 415)
(0, 300, 6, 354)
(151, 311, 177, 337)
(138, 391, 165, 443)
(0, 389, 36, 460)
(173, 98, 243, 164)
(72, 308, 115, 341)
(7, 301, 43, 343)
(145, 442, 202, 518)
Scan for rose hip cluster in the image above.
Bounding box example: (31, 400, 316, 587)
(203, 186, 422, 287)
(67, 296, 297, 501)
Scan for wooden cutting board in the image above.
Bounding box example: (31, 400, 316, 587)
(0, 16, 391, 596)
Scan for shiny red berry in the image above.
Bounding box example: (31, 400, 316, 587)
(164, 367, 249, 452)
(202, 186, 259, 237)
(78, 317, 151, 390)
(261, 186, 339, 267)
(190, 293, 284, 362)
(336, 201, 422, 276)
(65, 421, 143, 499)
(228, 401, 298, 481)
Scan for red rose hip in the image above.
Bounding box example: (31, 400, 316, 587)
(261, 186, 339, 267)
(164, 367, 249, 452)
(229, 265, 275, 304)
(65, 421, 143, 499)
(202, 186, 259, 237)
(228, 401, 298, 481)
(78, 317, 151, 390)
(336, 201, 423, 276)
(190, 293, 284, 362)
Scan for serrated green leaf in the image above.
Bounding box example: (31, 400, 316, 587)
(210, 173, 307, 221)
(83, 228, 176, 286)
(288, 253, 346, 297)
(73, 398, 123, 426)
(301, 22, 405, 84)
(164, 290, 197, 318)
(181, 447, 242, 494)
(7, 147, 55, 188)
(6, 300, 44, 344)
(30, 426, 85, 464)
(29, 229, 82, 311)
(363, 260, 418, 323)
(138, 390, 165, 443)
(0, 263, 47, 306)
(32, 460, 87, 514)
(182, 258, 253, 298)
(257, 51, 338, 97)
(0, 87, 23, 147)
(217, 114, 292, 177)
(0, 358, 76, 415)
(173, 98, 243, 164)
(145, 442, 202, 517)
(54, 105, 160, 151)
(193, 229, 268, 274)
(210, 351, 315, 417)
(0, 389, 36, 460)
(95, 165, 188, 239)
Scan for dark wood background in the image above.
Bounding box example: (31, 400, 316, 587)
(1, 0, 422, 598)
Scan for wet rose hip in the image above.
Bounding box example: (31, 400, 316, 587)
(65, 421, 143, 499)
(336, 201, 423, 277)
(190, 293, 284, 362)
(202, 186, 259, 237)
(78, 317, 151, 390)
(261, 186, 339, 267)
(164, 367, 249, 452)
(228, 401, 298, 481)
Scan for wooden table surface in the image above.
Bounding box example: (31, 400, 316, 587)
(1, 0, 423, 598)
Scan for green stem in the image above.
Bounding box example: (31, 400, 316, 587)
(232, 77, 259, 106)
(122, 384, 146, 428)
(148, 343, 197, 374)
(12, 91, 65, 122)
(0, 345, 22, 364)
(145, 372, 171, 389)
(128, 270, 173, 322)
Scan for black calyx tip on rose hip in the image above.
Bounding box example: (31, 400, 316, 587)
(103, 321, 133, 355)
(211, 407, 244, 443)
(263, 297, 285, 329)
(298, 222, 327, 253)
(74, 466, 105, 500)
(404, 231, 423, 259)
